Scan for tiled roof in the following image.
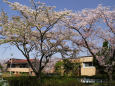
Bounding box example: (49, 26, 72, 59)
(7, 58, 37, 64)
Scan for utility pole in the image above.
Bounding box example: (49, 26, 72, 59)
(10, 53, 13, 76)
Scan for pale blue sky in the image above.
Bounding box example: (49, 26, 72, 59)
(0, 0, 115, 60)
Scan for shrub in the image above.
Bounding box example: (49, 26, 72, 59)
(4, 76, 84, 86)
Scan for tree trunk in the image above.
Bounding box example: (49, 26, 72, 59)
(38, 69, 42, 79)
(108, 72, 113, 86)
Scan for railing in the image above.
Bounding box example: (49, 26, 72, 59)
(81, 78, 104, 83)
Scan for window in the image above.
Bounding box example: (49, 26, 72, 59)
(11, 64, 16, 68)
(83, 62, 93, 67)
(20, 64, 29, 68)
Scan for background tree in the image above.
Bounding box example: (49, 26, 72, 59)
(55, 59, 80, 76)
(55, 61, 64, 75)
(63, 59, 73, 75)
(63, 59, 80, 76)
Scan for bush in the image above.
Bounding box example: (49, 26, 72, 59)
(4, 76, 84, 86)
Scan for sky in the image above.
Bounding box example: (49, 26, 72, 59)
(0, 0, 115, 60)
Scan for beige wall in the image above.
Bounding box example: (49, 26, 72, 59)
(7, 68, 32, 72)
(7, 68, 35, 76)
(7, 68, 34, 75)
(81, 67, 96, 76)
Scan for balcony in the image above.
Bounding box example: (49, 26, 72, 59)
(7, 68, 33, 73)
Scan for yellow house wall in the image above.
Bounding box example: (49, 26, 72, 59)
(81, 67, 96, 76)
(7, 68, 32, 73)
(7, 68, 35, 76)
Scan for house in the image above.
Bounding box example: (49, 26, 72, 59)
(70, 56, 96, 76)
(6, 58, 61, 76)
(59, 56, 96, 76)
(6, 58, 37, 76)
(6, 56, 96, 76)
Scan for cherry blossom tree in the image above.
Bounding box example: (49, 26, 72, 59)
(0, 0, 76, 78)
(64, 5, 115, 81)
